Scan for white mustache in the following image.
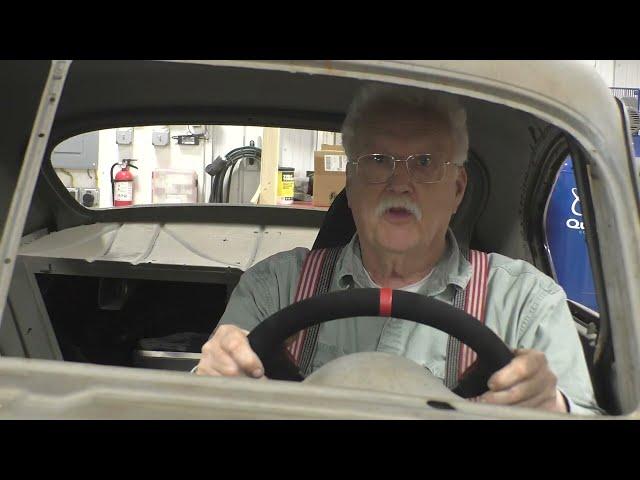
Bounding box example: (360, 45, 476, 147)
(374, 197, 423, 221)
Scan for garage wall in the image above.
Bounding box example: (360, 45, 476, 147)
(591, 60, 640, 87)
(95, 125, 286, 208)
(95, 126, 212, 208)
(55, 125, 340, 208)
(610, 61, 640, 87)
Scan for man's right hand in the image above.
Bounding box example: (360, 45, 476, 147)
(195, 324, 265, 379)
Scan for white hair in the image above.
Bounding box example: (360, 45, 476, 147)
(341, 83, 469, 166)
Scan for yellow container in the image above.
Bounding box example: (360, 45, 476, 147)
(277, 167, 295, 205)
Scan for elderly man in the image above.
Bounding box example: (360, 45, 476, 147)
(195, 83, 601, 415)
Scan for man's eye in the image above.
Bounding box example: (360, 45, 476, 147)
(372, 155, 387, 164)
(415, 155, 431, 167)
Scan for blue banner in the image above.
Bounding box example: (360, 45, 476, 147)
(545, 158, 598, 312)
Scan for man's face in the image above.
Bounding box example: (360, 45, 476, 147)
(346, 105, 467, 255)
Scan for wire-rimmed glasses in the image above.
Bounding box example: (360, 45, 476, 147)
(348, 153, 453, 184)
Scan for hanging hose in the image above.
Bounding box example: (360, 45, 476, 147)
(206, 143, 261, 203)
(221, 144, 262, 203)
(205, 156, 227, 203)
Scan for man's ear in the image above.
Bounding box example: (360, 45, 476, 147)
(453, 165, 467, 213)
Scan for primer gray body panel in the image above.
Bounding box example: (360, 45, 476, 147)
(0, 357, 586, 420)
(18, 222, 318, 270)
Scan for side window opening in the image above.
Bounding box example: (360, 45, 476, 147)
(545, 88, 640, 314)
(536, 135, 619, 413)
(544, 156, 599, 313)
(541, 147, 616, 412)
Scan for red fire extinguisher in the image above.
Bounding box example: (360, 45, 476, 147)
(111, 159, 138, 207)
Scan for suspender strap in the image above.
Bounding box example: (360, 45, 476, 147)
(286, 246, 343, 375)
(444, 249, 490, 390)
(289, 246, 489, 384)
(444, 286, 466, 388)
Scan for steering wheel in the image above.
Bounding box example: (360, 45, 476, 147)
(247, 288, 514, 399)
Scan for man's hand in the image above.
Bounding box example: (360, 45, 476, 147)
(195, 325, 265, 379)
(479, 349, 568, 413)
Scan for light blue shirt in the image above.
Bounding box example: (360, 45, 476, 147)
(217, 230, 602, 415)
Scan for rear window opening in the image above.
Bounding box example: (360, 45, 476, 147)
(51, 125, 343, 211)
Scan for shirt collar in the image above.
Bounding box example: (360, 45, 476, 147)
(335, 229, 473, 295)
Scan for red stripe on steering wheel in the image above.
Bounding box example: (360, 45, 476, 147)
(379, 288, 393, 316)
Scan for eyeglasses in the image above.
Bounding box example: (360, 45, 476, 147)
(348, 153, 454, 184)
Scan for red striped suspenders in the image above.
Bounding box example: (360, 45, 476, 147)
(456, 249, 490, 379)
(287, 247, 490, 383)
(286, 248, 329, 364)
(286, 247, 342, 373)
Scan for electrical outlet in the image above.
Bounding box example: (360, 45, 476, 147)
(152, 127, 170, 146)
(67, 187, 79, 201)
(116, 128, 134, 145)
(189, 125, 205, 136)
(80, 188, 100, 208)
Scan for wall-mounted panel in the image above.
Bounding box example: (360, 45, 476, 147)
(51, 131, 99, 169)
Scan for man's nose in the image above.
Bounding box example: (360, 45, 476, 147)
(386, 160, 412, 192)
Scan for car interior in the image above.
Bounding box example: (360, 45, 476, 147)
(0, 60, 618, 414)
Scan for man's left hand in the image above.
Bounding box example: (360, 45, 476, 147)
(479, 349, 568, 413)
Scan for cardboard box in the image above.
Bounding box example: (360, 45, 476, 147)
(312, 146, 348, 207)
(321, 144, 344, 152)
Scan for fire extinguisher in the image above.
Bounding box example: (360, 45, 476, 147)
(111, 159, 138, 207)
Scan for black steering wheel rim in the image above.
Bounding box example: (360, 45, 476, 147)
(247, 288, 514, 398)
